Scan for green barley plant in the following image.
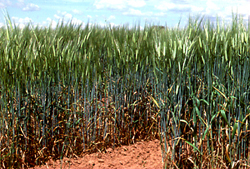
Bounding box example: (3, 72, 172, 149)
(0, 11, 249, 168)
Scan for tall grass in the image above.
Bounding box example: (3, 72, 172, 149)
(0, 12, 249, 168)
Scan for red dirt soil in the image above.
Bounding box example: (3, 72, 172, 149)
(31, 139, 163, 169)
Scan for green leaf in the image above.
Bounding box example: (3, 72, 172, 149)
(200, 99, 209, 105)
(202, 126, 210, 140)
(202, 111, 219, 140)
(184, 140, 202, 155)
(231, 121, 238, 140)
(241, 113, 250, 125)
(220, 109, 229, 126)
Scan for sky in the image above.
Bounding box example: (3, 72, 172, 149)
(0, 0, 250, 29)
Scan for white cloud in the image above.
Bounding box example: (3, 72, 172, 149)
(87, 15, 92, 18)
(0, 3, 5, 8)
(62, 0, 85, 2)
(45, 17, 58, 29)
(123, 8, 152, 16)
(109, 22, 116, 27)
(65, 13, 73, 19)
(98, 21, 118, 28)
(0, 0, 11, 8)
(123, 8, 143, 16)
(225, 5, 250, 15)
(196, 0, 250, 22)
(223, 5, 250, 21)
(206, 0, 220, 11)
(155, 2, 191, 12)
(11, 16, 33, 29)
(127, 0, 146, 8)
(72, 9, 82, 14)
(0, 22, 4, 28)
(22, 3, 40, 11)
(51, 11, 84, 27)
(54, 11, 75, 21)
(94, 0, 146, 10)
(1, 0, 11, 5)
(94, 0, 126, 10)
(54, 14, 61, 20)
(191, 6, 204, 13)
(153, 0, 248, 19)
(12, 17, 32, 23)
(108, 15, 115, 20)
(71, 18, 84, 25)
(204, 0, 221, 15)
(54, 11, 67, 19)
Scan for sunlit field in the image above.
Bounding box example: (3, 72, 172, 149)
(0, 12, 250, 168)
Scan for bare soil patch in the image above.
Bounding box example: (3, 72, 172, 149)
(30, 139, 163, 169)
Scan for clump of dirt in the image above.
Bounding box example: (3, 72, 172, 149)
(31, 139, 163, 169)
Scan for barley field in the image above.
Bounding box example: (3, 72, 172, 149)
(0, 12, 250, 168)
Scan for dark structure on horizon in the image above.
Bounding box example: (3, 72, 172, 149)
(151, 25, 165, 29)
